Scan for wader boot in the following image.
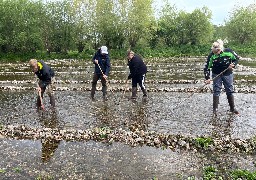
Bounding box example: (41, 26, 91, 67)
(49, 95, 55, 108)
(213, 95, 219, 116)
(102, 85, 108, 101)
(36, 96, 42, 110)
(91, 84, 96, 101)
(131, 87, 137, 99)
(142, 89, 147, 98)
(227, 95, 239, 114)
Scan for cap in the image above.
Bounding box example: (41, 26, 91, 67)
(100, 46, 108, 54)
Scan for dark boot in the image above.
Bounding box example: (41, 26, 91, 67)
(91, 84, 96, 100)
(227, 95, 239, 114)
(213, 95, 219, 116)
(49, 95, 55, 107)
(36, 96, 41, 109)
(131, 87, 137, 99)
(142, 89, 147, 97)
(102, 86, 108, 101)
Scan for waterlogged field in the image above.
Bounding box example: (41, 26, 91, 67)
(0, 57, 256, 179)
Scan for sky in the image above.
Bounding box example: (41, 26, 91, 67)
(154, 0, 256, 25)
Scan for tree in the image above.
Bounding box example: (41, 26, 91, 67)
(225, 4, 256, 45)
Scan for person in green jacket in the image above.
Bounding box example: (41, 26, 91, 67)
(204, 41, 239, 115)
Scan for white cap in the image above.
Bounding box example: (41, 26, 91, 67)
(100, 46, 108, 54)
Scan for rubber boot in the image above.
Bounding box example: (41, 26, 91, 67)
(213, 95, 219, 116)
(102, 86, 108, 101)
(36, 96, 41, 109)
(142, 89, 147, 97)
(227, 95, 239, 114)
(91, 84, 96, 101)
(131, 87, 137, 99)
(49, 95, 55, 108)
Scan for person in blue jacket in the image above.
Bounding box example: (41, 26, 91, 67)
(91, 46, 111, 101)
(29, 59, 55, 109)
(127, 50, 147, 99)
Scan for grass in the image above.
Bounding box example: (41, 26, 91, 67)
(194, 137, 214, 148)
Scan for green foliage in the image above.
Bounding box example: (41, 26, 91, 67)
(231, 169, 256, 180)
(0, 169, 6, 173)
(225, 4, 256, 45)
(203, 166, 223, 180)
(12, 167, 21, 173)
(0, 0, 256, 60)
(194, 137, 213, 148)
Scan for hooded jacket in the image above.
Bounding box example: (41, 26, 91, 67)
(92, 49, 111, 76)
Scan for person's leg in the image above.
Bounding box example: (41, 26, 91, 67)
(212, 74, 222, 115)
(138, 74, 147, 97)
(46, 84, 55, 108)
(37, 81, 46, 109)
(100, 75, 107, 100)
(222, 74, 239, 114)
(91, 74, 99, 100)
(131, 76, 138, 99)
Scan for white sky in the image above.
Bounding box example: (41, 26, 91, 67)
(154, 0, 256, 25)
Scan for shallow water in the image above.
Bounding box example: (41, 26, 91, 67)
(1, 57, 256, 179)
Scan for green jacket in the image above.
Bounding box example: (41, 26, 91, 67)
(207, 51, 238, 76)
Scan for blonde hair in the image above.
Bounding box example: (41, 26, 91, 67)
(211, 40, 224, 51)
(29, 59, 37, 67)
(127, 50, 135, 56)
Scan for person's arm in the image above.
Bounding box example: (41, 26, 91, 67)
(104, 55, 111, 76)
(204, 53, 212, 80)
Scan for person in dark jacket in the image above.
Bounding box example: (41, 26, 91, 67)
(29, 59, 55, 109)
(91, 46, 111, 101)
(204, 41, 239, 115)
(127, 50, 147, 99)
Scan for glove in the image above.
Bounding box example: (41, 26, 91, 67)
(128, 74, 132, 79)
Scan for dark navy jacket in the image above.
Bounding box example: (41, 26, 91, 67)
(128, 54, 147, 78)
(92, 49, 111, 76)
(35, 60, 55, 85)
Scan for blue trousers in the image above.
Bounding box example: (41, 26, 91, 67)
(212, 73, 234, 96)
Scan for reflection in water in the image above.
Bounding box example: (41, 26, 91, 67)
(128, 99, 149, 131)
(210, 114, 235, 139)
(92, 101, 117, 128)
(39, 110, 61, 163)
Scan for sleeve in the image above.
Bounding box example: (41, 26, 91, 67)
(203, 53, 212, 80)
(105, 55, 111, 76)
(224, 48, 239, 66)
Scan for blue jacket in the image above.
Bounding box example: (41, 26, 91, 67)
(92, 49, 111, 76)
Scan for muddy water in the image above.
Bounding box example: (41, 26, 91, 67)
(0, 57, 256, 179)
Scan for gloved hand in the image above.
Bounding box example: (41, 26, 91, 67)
(128, 74, 132, 79)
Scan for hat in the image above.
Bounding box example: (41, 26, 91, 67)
(100, 46, 108, 54)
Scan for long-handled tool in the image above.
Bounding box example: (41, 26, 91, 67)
(97, 63, 117, 101)
(36, 82, 45, 111)
(172, 67, 230, 111)
(38, 88, 45, 110)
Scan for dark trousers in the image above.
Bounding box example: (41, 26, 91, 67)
(132, 74, 146, 90)
(91, 73, 107, 97)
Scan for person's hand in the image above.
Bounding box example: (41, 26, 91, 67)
(94, 59, 98, 64)
(229, 63, 235, 70)
(205, 79, 211, 84)
(103, 75, 108, 79)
